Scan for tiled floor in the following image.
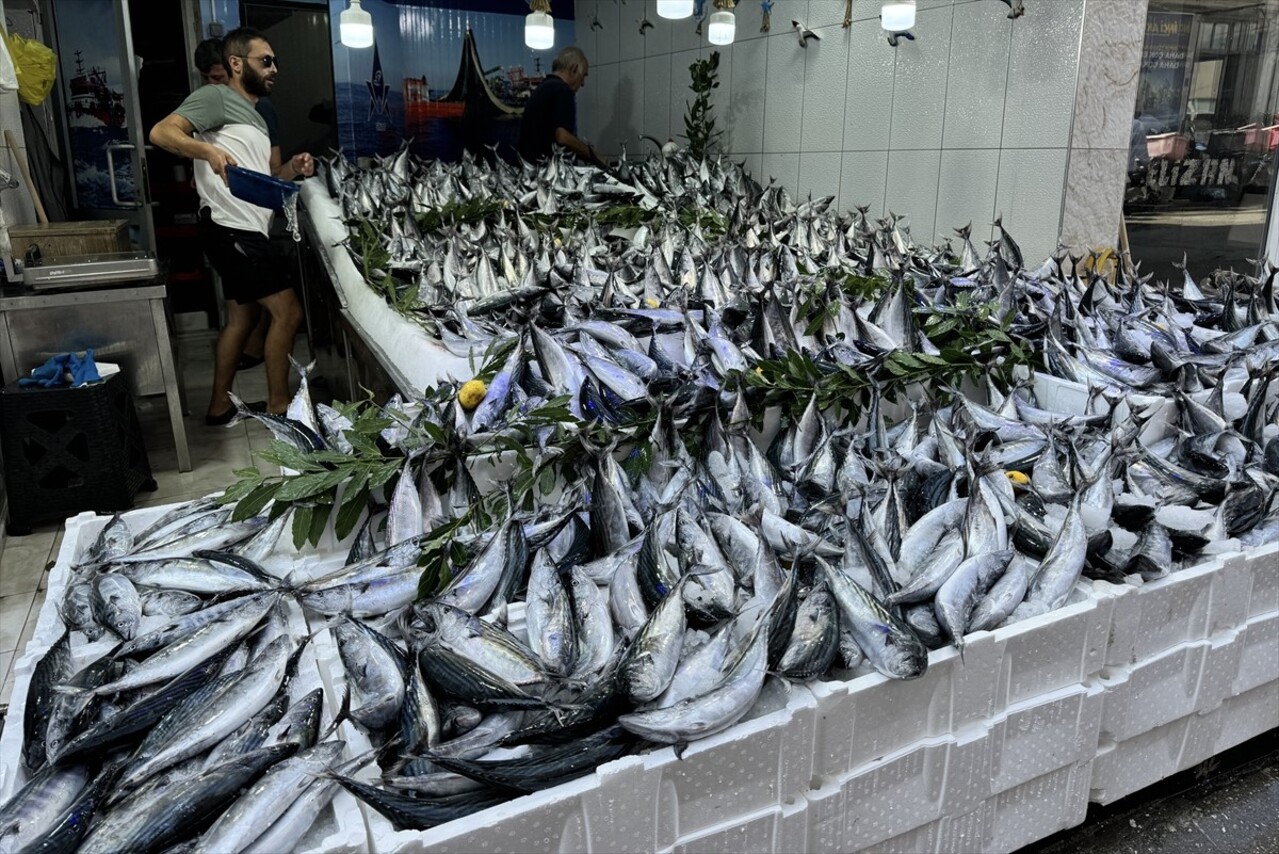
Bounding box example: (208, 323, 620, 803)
(0, 330, 286, 710)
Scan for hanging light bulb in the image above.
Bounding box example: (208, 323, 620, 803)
(657, 0, 694, 19)
(339, 0, 374, 48)
(526, 0, 555, 50)
(708, 0, 736, 45)
(880, 0, 916, 31)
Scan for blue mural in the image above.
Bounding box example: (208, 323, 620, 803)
(329, 0, 576, 162)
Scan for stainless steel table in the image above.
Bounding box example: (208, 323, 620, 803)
(0, 280, 191, 472)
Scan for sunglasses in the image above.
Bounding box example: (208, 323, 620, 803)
(238, 54, 277, 69)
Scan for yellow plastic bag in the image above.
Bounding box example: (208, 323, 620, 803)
(1, 31, 56, 106)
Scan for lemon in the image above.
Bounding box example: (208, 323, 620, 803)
(459, 379, 487, 410)
(1006, 470, 1031, 486)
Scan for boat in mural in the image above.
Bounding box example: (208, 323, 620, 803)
(67, 50, 126, 129)
(405, 29, 521, 122)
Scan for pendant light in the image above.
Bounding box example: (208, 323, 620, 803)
(526, 0, 555, 50)
(880, 1, 916, 32)
(708, 0, 736, 45)
(339, 0, 374, 48)
(657, 0, 694, 19)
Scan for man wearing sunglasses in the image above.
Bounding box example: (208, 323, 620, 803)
(151, 27, 315, 424)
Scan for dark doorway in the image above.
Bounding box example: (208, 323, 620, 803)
(240, 1, 339, 160)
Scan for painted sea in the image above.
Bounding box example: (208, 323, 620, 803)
(334, 83, 522, 163)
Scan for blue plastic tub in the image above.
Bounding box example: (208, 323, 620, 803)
(226, 165, 300, 213)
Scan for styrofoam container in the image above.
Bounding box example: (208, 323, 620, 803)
(1231, 611, 1279, 697)
(1032, 372, 1172, 445)
(1102, 551, 1250, 668)
(1097, 632, 1245, 744)
(0, 503, 369, 853)
(1243, 539, 1279, 620)
(808, 584, 1110, 782)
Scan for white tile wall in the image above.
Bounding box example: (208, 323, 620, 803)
(1001, 0, 1086, 149)
(800, 26, 849, 153)
(935, 148, 1001, 246)
(888, 3, 954, 152)
(942, 0, 1012, 150)
(995, 147, 1070, 265)
(886, 149, 943, 244)
(644, 54, 673, 143)
(798, 151, 842, 201)
(763, 24, 806, 153)
(839, 150, 890, 218)
(579, 0, 1092, 254)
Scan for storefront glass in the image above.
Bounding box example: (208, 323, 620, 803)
(1124, 0, 1279, 282)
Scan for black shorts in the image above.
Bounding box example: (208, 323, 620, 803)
(200, 210, 292, 304)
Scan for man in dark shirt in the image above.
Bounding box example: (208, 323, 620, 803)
(518, 46, 605, 166)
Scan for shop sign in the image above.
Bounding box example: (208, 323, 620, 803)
(1145, 156, 1240, 189)
(1137, 12, 1195, 126)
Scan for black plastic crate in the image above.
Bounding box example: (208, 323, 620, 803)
(0, 372, 157, 534)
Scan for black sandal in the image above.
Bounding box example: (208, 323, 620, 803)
(205, 400, 265, 426)
(237, 354, 265, 370)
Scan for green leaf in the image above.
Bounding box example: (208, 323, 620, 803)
(292, 504, 315, 551)
(232, 467, 264, 481)
(233, 482, 281, 521)
(335, 483, 371, 541)
(308, 501, 331, 547)
(219, 476, 265, 506)
(275, 468, 351, 502)
(259, 440, 322, 473)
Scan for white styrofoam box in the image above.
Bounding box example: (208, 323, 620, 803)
(808, 585, 1109, 782)
(1200, 680, 1279, 758)
(1231, 612, 1279, 697)
(659, 799, 810, 854)
(361, 677, 821, 853)
(976, 761, 1094, 853)
(1098, 631, 1245, 745)
(1243, 539, 1279, 619)
(984, 681, 1105, 799)
(2, 505, 368, 853)
(1102, 551, 1239, 669)
(804, 737, 962, 852)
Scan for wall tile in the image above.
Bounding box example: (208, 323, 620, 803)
(619, 1, 648, 62)
(888, 3, 954, 151)
(935, 148, 1000, 247)
(752, 0, 810, 41)
(763, 23, 806, 152)
(800, 26, 849, 152)
(727, 37, 767, 155)
(1060, 146, 1128, 252)
(590, 0, 622, 63)
(844, 16, 896, 151)
(1001, 0, 1085, 149)
(840, 151, 890, 218)
(942, 0, 1011, 150)
(618, 58, 647, 153)
(591, 61, 623, 156)
(806, 0, 846, 29)
(644, 53, 674, 144)
(1071, 0, 1147, 151)
(740, 152, 764, 182)
(669, 5, 704, 53)
(886, 149, 943, 244)
(641, 1, 675, 57)
(994, 147, 1069, 265)
(761, 152, 801, 193)
(577, 1, 598, 58)
(798, 151, 842, 200)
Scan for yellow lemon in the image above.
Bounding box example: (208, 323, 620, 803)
(1006, 470, 1031, 486)
(645, 297, 661, 308)
(459, 379, 487, 410)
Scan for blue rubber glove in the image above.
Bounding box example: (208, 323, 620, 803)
(19, 353, 71, 388)
(70, 348, 101, 387)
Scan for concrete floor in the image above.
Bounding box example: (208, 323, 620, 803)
(1023, 729, 1279, 854)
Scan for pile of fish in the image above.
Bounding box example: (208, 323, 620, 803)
(4, 146, 1278, 846)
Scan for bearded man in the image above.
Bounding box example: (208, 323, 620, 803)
(150, 27, 315, 424)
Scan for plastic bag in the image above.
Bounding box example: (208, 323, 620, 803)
(0, 30, 56, 106)
(0, 29, 17, 93)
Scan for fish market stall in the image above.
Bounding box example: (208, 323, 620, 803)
(2, 150, 1278, 853)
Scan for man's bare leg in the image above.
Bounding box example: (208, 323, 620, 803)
(241, 312, 271, 365)
(208, 299, 261, 419)
(259, 288, 303, 414)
